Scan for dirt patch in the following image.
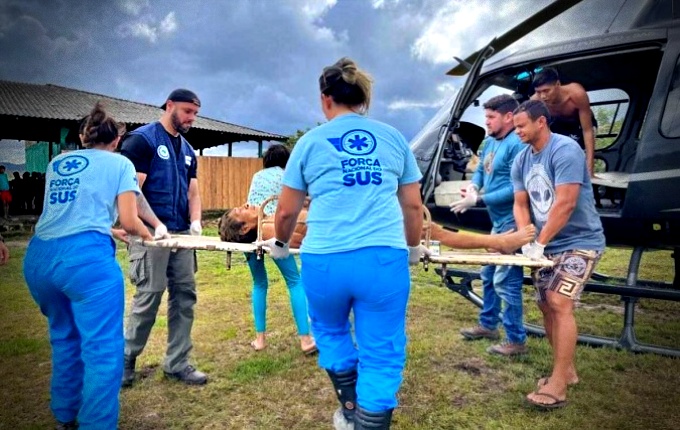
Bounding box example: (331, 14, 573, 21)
(453, 357, 491, 376)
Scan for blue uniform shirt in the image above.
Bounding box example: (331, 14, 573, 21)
(511, 133, 605, 254)
(283, 113, 422, 254)
(35, 149, 140, 240)
(471, 131, 524, 231)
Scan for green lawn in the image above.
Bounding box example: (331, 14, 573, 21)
(1, 225, 679, 429)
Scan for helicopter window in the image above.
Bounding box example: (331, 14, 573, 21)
(589, 88, 629, 150)
(660, 55, 680, 138)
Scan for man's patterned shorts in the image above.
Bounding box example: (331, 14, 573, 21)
(532, 249, 602, 303)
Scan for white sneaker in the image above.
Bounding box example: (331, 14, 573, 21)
(333, 407, 354, 430)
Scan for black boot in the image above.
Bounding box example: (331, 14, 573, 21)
(121, 356, 136, 388)
(326, 369, 357, 423)
(354, 406, 393, 430)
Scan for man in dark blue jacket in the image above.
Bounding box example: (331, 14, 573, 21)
(121, 89, 206, 386)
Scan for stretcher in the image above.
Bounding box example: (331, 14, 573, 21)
(140, 196, 553, 269)
(140, 235, 553, 269)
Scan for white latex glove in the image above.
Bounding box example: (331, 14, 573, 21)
(255, 237, 290, 259)
(408, 244, 432, 266)
(190, 220, 202, 236)
(154, 223, 170, 240)
(522, 241, 546, 260)
(449, 186, 479, 214)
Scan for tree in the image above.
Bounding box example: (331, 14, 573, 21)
(284, 128, 309, 151)
(284, 122, 325, 151)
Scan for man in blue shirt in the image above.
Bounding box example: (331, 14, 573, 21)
(512, 100, 605, 409)
(0, 165, 11, 218)
(452, 94, 528, 356)
(121, 89, 206, 387)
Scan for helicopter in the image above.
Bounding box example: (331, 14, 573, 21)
(411, 0, 680, 357)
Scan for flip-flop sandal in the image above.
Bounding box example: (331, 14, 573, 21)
(525, 391, 568, 410)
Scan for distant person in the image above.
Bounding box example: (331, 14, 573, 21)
(9, 171, 23, 215)
(531, 67, 596, 176)
(120, 88, 206, 387)
(511, 100, 605, 410)
(32, 171, 46, 215)
(23, 103, 153, 429)
(0, 165, 10, 218)
(22, 172, 34, 213)
(451, 94, 528, 356)
(259, 57, 428, 430)
(0, 232, 8, 265)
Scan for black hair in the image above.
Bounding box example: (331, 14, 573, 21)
(263, 144, 290, 169)
(532, 67, 560, 89)
(218, 209, 258, 243)
(483, 94, 519, 115)
(514, 100, 552, 123)
(81, 103, 126, 148)
(319, 57, 373, 112)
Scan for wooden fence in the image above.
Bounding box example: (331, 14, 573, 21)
(197, 156, 263, 210)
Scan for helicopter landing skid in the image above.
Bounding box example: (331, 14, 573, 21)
(435, 246, 680, 358)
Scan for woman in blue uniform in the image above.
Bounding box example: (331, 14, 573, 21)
(23, 103, 153, 430)
(259, 57, 428, 430)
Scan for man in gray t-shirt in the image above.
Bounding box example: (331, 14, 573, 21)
(511, 100, 605, 410)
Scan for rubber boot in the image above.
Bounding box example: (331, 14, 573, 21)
(326, 369, 357, 428)
(121, 355, 136, 388)
(354, 406, 393, 430)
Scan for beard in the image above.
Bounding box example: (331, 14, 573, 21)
(487, 127, 501, 138)
(171, 110, 191, 134)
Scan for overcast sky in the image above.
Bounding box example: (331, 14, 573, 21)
(0, 0, 639, 161)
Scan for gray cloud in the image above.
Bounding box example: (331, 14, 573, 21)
(0, 0, 639, 156)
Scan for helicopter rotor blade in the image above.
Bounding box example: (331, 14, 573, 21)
(446, 0, 586, 76)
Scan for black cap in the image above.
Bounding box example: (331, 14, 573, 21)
(161, 88, 201, 110)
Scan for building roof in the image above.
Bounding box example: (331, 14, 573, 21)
(0, 80, 287, 150)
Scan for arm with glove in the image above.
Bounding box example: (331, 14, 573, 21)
(188, 178, 202, 236)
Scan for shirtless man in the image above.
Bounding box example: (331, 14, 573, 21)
(531, 68, 596, 176)
(219, 202, 535, 255)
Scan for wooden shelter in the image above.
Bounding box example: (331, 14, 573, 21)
(0, 80, 287, 156)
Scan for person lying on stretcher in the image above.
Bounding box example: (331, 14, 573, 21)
(219, 203, 536, 255)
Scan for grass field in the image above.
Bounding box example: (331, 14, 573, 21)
(1, 221, 679, 429)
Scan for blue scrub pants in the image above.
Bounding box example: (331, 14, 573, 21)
(245, 253, 310, 335)
(301, 246, 410, 412)
(23, 232, 124, 429)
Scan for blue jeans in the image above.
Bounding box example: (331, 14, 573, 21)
(245, 253, 310, 335)
(478, 263, 526, 344)
(23, 232, 124, 430)
(301, 247, 410, 412)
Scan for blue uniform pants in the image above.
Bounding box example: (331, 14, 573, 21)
(301, 247, 410, 412)
(478, 263, 527, 344)
(245, 253, 310, 335)
(23, 232, 124, 429)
